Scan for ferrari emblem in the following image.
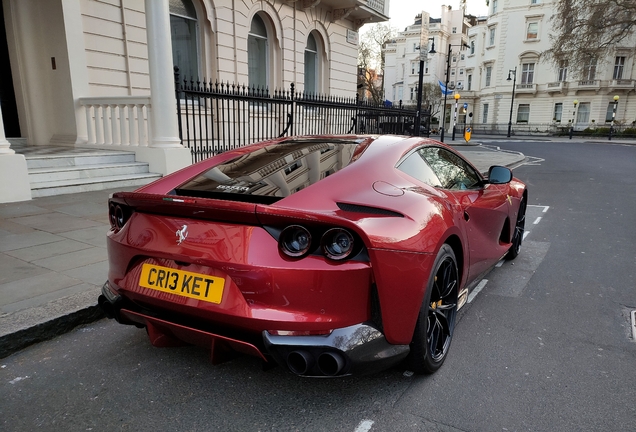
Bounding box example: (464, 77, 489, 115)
(176, 225, 188, 245)
(507, 195, 512, 205)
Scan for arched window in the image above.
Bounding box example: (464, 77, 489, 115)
(170, 0, 199, 80)
(304, 33, 319, 94)
(248, 14, 268, 89)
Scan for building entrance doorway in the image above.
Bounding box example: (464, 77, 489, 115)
(0, 4, 21, 137)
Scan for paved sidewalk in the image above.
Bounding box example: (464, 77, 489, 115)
(0, 143, 526, 358)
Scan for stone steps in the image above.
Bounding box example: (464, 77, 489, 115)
(22, 148, 161, 197)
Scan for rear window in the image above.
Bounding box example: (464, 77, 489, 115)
(174, 138, 365, 203)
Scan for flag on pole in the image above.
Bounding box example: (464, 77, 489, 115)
(438, 80, 454, 96)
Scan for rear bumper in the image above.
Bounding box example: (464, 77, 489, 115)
(99, 282, 409, 377)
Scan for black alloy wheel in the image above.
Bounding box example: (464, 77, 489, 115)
(506, 194, 527, 260)
(407, 244, 458, 374)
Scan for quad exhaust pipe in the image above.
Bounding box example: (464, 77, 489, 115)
(287, 350, 314, 375)
(317, 352, 345, 376)
(286, 350, 346, 376)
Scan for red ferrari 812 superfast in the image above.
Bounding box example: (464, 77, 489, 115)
(99, 135, 527, 377)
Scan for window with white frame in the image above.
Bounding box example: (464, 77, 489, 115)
(583, 58, 597, 80)
(493, 0, 498, 13)
(470, 40, 475, 54)
(482, 103, 489, 123)
(531, 0, 539, 4)
(461, 54, 465, 60)
(467, 74, 472, 90)
(521, 63, 535, 84)
(397, 85, 403, 101)
(485, 66, 492, 86)
(516, 104, 530, 123)
(411, 61, 418, 75)
(576, 102, 590, 123)
(526, 22, 539, 40)
(304, 32, 320, 94)
(553, 103, 562, 122)
(614, 56, 626, 79)
(248, 14, 269, 89)
(410, 87, 416, 101)
(558, 60, 568, 81)
(170, 0, 199, 80)
(489, 27, 496, 46)
(452, 27, 457, 34)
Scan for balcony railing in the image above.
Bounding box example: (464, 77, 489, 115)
(366, 0, 385, 14)
(546, 81, 568, 93)
(578, 80, 599, 87)
(515, 83, 536, 94)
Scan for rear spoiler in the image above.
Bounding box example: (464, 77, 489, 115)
(110, 192, 260, 225)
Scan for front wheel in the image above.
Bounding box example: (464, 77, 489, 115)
(406, 244, 459, 374)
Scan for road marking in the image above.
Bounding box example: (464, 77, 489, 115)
(527, 205, 549, 212)
(354, 420, 374, 432)
(631, 311, 636, 342)
(533, 217, 542, 225)
(468, 279, 488, 303)
(523, 231, 530, 240)
(496, 259, 505, 268)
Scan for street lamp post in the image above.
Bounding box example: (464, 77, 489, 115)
(435, 42, 469, 143)
(609, 95, 619, 140)
(414, 42, 437, 137)
(506, 67, 517, 138)
(569, 100, 578, 139)
(452, 93, 460, 140)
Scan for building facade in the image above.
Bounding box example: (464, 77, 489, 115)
(0, 0, 389, 203)
(384, 5, 472, 125)
(384, 0, 635, 136)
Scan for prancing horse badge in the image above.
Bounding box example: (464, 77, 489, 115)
(176, 225, 188, 245)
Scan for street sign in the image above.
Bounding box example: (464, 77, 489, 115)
(463, 103, 468, 109)
(464, 126, 472, 142)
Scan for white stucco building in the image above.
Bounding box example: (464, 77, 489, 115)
(384, 0, 636, 136)
(0, 0, 389, 203)
(383, 5, 472, 124)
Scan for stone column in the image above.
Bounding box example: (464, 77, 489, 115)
(0, 105, 32, 202)
(132, 0, 191, 174)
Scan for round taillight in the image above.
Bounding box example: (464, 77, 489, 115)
(108, 203, 117, 229)
(115, 205, 125, 229)
(321, 228, 354, 261)
(279, 225, 312, 258)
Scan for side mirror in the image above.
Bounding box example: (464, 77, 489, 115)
(487, 166, 512, 184)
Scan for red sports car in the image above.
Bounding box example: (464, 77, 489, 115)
(99, 135, 527, 377)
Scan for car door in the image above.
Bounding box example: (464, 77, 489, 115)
(420, 147, 511, 282)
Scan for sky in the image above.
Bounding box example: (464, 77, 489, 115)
(385, 0, 489, 31)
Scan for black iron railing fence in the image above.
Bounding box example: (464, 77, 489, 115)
(174, 68, 425, 162)
(457, 123, 636, 138)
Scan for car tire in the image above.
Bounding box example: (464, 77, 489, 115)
(506, 194, 527, 260)
(406, 244, 459, 374)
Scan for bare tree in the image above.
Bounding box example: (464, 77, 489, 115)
(419, 82, 443, 121)
(358, 23, 397, 103)
(542, 0, 636, 75)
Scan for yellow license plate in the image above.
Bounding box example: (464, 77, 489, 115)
(139, 263, 224, 304)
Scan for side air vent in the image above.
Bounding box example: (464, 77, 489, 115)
(337, 203, 404, 217)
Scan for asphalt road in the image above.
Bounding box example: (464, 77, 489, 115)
(1, 139, 635, 431)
